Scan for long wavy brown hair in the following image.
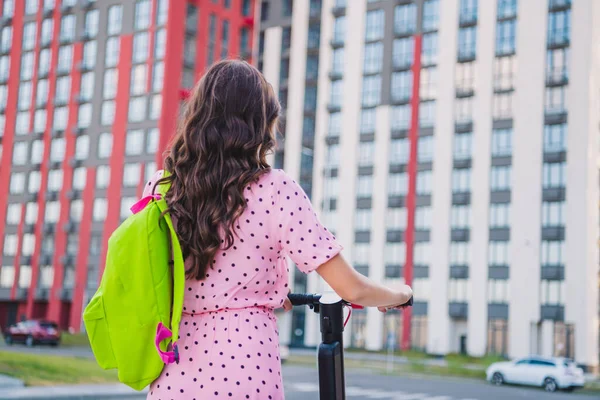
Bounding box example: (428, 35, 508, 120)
(158, 60, 280, 280)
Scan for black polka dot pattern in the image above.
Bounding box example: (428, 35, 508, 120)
(147, 170, 342, 399)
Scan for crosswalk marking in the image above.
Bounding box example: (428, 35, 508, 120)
(286, 382, 481, 400)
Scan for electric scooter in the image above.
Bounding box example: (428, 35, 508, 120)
(287, 293, 413, 400)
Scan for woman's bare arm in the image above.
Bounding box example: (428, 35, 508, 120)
(315, 254, 412, 308)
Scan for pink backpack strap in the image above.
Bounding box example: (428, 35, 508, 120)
(154, 322, 179, 364)
(130, 194, 162, 214)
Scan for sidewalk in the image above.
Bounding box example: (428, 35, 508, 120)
(0, 383, 147, 400)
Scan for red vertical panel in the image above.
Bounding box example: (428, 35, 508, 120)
(68, 167, 95, 330)
(10, 206, 26, 299)
(401, 34, 422, 351)
(155, 0, 185, 166)
(99, 34, 133, 278)
(47, 42, 83, 324)
(145, 0, 157, 92)
(0, 0, 24, 274)
(26, 3, 63, 319)
(195, 0, 210, 75)
(27, 2, 44, 132)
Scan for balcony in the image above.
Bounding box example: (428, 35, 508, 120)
(80, 0, 94, 9)
(457, 51, 476, 63)
(40, 254, 53, 265)
(451, 228, 470, 242)
(549, 0, 571, 11)
(331, 5, 346, 17)
(0, 15, 12, 26)
(327, 103, 341, 113)
(61, 4, 74, 13)
(35, 287, 50, 300)
(459, 13, 477, 27)
(330, 38, 344, 48)
(62, 221, 77, 233)
(450, 265, 469, 279)
(43, 7, 53, 17)
(24, 224, 35, 234)
(69, 158, 83, 168)
(51, 128, 65, 137)
(541, 305, 564, 321)
(488, 303, 509, 319)
(60, 255, 74, 266)
(449, 302, 468, 319)
(43, 223, 56, 234)
(541, 266, 564, 280)
(71, 126, 85, 136)
(328, 70, 343, 80)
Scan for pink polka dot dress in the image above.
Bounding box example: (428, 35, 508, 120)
(146, 169, 342, 400)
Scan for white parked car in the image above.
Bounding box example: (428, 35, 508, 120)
(486, 356, 585, 392)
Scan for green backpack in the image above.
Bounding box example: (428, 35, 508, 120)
(83, 178, 185, 390)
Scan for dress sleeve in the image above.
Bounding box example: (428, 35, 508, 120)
(142, 169, 165, 198)
(273, 170, 343, 273)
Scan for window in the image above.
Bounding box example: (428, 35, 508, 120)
(101, 101, 116, 125)
(129, 98, 147, 122)
(355, 209, 372, 231)
(22, 22, 36, 51)
(356, 175, 373, 198)
(490, 203, 510, 228)
(333, 16, 345, 44)
(207, 14, 217, 66)
(455, 97, 472, 124)
(488, 280, 509, 303)
(328, 113, 341, 137)
(545, 86, 567, 114)
(387, 208, 406, 230)
(359, 109, 375, 134)
(394, 4, 417, 35)
(363, 43, 383, 74)
(0, 26, 12, 53)
(546, 48, 568, 83)
(389, 173, 407, 196)
(50, 137, 65, 162)
(21, 52, 35, 80)
(60, 15, 75, 43)
(96, 165, 110, 189)
(449, 242, 470, 266)
(540, 280, 565, 305)
(282, 0, 293, 17)
(105, 37, 120, 67)
(34, 110, 46, 133)
(5, 204, 20, 225)
(93, 199, 107, 221)
(365, 10, 384, 41)
(416, 171, 432, 195)
(544, 124, 567, 153)
(390, 138, 408, 165)
(25, 0, 38, 14)
(126, 130, 144, 155)
(454, 133, 472, 160)
(2, 0, 13, 17)
(419, 101, 436, 128)
(57, 45, 73, 74)
(135, 0, 151, 30)
(418, 136, 433, 162)
(452, 169, 471, 193)
(53, 107, 67, 131)
(147, 129, 159, 154)
(393, 37, 414, 69)
(123, 164, 141, 187)
(85, 10, 99, 38)
(497, 0, 517, 19)
(260, 2, 269, 21)
(543, 162, 565, 189)
(150, 94, 161, 120)
(120, 197, 137, 219)
(496, 20, 516, 56)
(153, 62, 164, 92)
(362, 75, 381, 107)
(12, 142, 28, 166)
(130, 65, 147, 96)
(490, 166, 511, 191)
(358, 142, 374, 166)
(451, 205, 470, 229)
(18, 82, 32, 110)
(240, 27, 250, 56)
(220, 20, 229, 59)
(25, 203, 38, 225)
(47, 169, 63, 192)
(108, 5, 123, 35)
(542, 201, 564, 227)
(493, 92, 513, 120)
(414, 243, 431, 266)
(415, 207, 431, 230)
(15, 112, 29, 135)
(31, 140, 44, 164)
(391, 71, 412, 103)
(385, 243, 405, 267)
(3, 234, 17, 256)
(541, 240, 565, 266)
(458, 27, 477, 60)
(75, 135, 89, 160)
(391, 104, 411, 131)
(155, 29, 166, 59)
(103, 69, 118, 99)
(421, 33, 438, 66)
(10, 173, 25, 194)
(459, 0, 478, 24)
(489, 241, 510, 266)
(0, 266, 14, 288)
(130, 33, 149, 64)
(304, 86, 317, 112)
(28, 171, 41, 193)
(80, 72, 94, 102)
(55, 76, 70, 105)
(547, 10, 570, 47)
(330, 80, 343, 107)
(353, 244, 370, 267)
(494, 56, 516, 91)
(38, 49, 50, 77)
(242, 0, 251, 16)
(422, 0, 439, 32)
(72, 167, 86, 191)
(491, 128, 512, 156)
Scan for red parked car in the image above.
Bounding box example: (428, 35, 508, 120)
(3, 320, 61, 347)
